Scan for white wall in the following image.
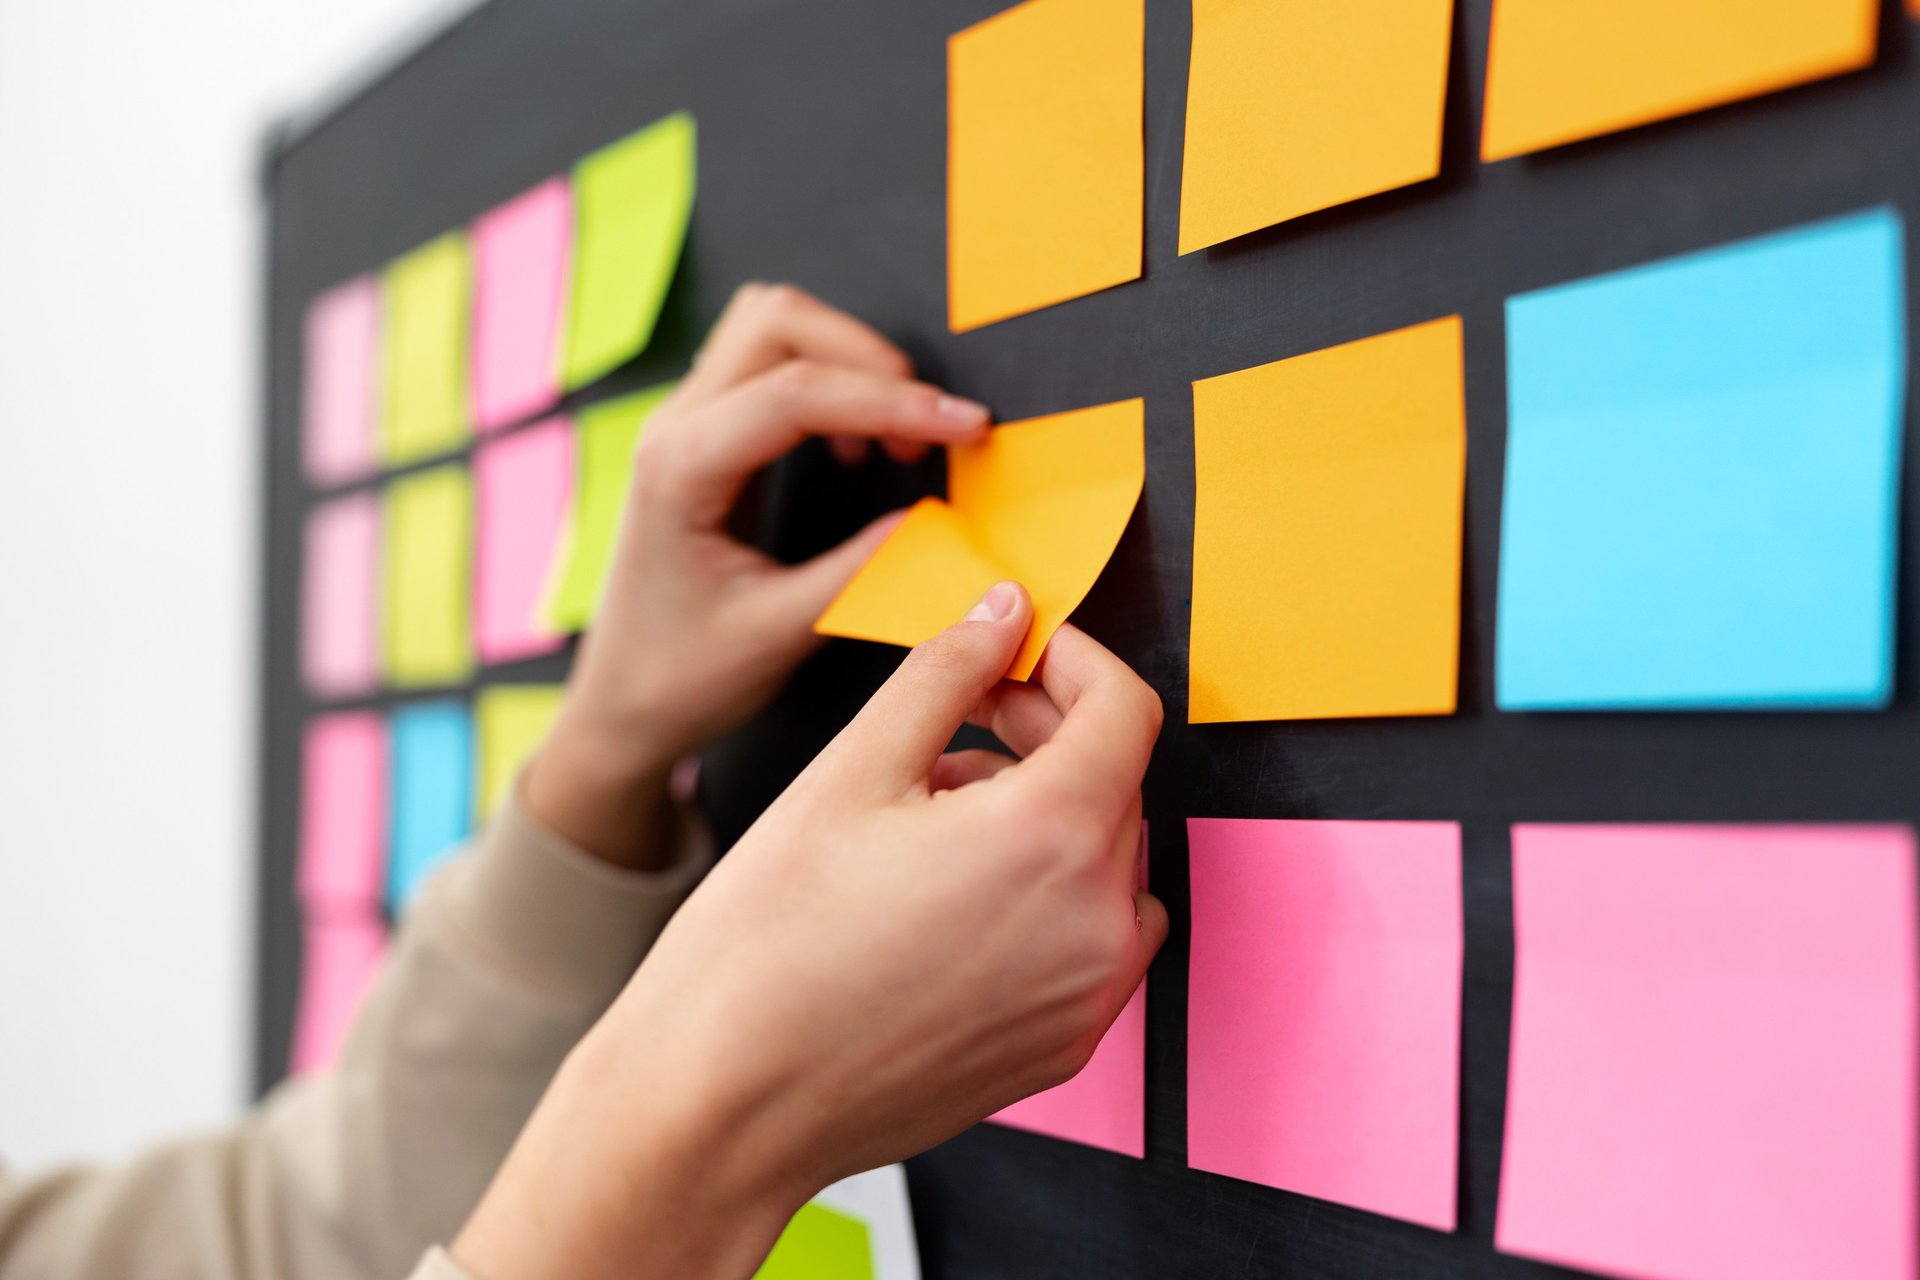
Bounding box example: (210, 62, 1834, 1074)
(0, 0, 461, 1172)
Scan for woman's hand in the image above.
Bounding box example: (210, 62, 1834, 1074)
(525, 284, 990, 867)
(452, 585, 1168, 1280)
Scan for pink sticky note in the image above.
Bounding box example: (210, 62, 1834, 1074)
(993, 986, 1146, 1157)
(471, 178, 572, 433)
(297, 713, 388, 911)
(1187, 818, 1462, 1230)
(289, 915, 389, 1075)
(991, 823, 1149, 1158)
(474, 419, 574, 664)
(302, 276, 380, 485)
(301, 494, 380, 698)
(1499, 824, 1917, 1280)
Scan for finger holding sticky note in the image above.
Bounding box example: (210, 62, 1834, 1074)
(814, 398, 1144, 680)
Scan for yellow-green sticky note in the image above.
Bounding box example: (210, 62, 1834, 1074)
(560, 112, 697, 391)
(754, 1203, 874, 1280)
(541, 382, 677, 633)
(474, 684, 565, 819)
(383, 463, 474, 687)
(382, 231, 472, 464)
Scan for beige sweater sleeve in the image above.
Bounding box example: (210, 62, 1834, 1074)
(0, 791, 712, 1280)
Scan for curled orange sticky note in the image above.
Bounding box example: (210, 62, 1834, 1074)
(814, 398, 1145, 679)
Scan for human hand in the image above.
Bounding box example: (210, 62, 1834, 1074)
(525, 283, 990, 867)
(452, 583, 1167, 1280)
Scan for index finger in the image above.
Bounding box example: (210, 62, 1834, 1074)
(1015, 625, 1163, 802)
(681, 283, 912, 403)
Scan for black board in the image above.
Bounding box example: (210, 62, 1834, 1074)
(259, 2, 1920, 1275)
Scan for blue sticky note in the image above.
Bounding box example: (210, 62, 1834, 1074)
(388, 700, 474, 911)
(1497, 209, 1906, 710)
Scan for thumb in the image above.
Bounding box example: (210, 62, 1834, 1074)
(818, 581, 1033, 796)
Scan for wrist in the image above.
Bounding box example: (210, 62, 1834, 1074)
(453, 1031, 813, 1280)
(524, 709, 678, 871)
(575, 1024, 825, 1216)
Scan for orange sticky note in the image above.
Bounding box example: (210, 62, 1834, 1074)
(1190, 317, 1465, 722)
(815, 398, 1144, 679)
(947, 0, 1143, 332)
(1481, 0, 1877, 161)
(1179, 0, 1454, 254)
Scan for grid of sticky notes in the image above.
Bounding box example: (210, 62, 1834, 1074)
(300, 110, 694, 485)
(291, 687, 560, 1072)
(1185, 208, 1906, 722)
(1180, 818, 1918, 1279)
(947, 0, 1885, 290)
(1173, 213, 1912, 1273)
(290, 111, 695, 1072)
(299, 379, 677, 700)
(932, 6, 1920, 1273)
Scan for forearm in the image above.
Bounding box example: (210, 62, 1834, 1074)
(524, 706, 678, 873)
(0, 792, 711, 1280)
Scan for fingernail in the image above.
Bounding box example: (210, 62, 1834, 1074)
(964, 581, 1018, 622)
(936, 394, 990, 424)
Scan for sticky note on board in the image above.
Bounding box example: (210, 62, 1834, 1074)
(302, 493, 380, 699)
(561, 112, 697, 391)
(543, 383, 675, 633)
(1498, 824, 1917, 1280)
(387, 700, 474, 913)
(755, 1203, 874, 1280)
(1189, 317, 1465, 723)
(303, 276, 380, 485)
(990, 822, 1147, 1157)
(382, 232, 472, 464)
(1179, 0, 1453, 253)
(1481, 0, 1878, 161)
(383, 463, 475, 688)
(991, 985, 1143, 1155)
(1496, 209, 1905, 710)
(474, 419, 574, 665)
(1187, 818, 1463, 1230)
(289, 916, 389, 1076)
(475, 684, 565, 819)
(471, 178, 572, 432)
(947, 0, 1143, 331)
(297, 712, 388, 912)
(814, 398, 1145, 680)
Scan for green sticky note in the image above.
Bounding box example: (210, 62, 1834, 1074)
(382, 231, 472, 464)
(542, 382, 678, 633)
(755, 1203, 874, 1280)
(474, 684, 565, 819)
(560, 111, 697, 391)
(383, 463, 474, 687)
